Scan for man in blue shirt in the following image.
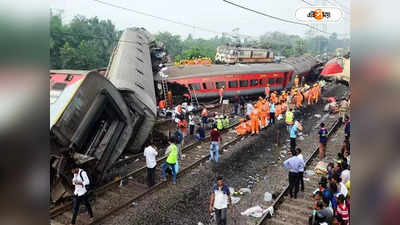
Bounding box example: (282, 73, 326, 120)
(289, 122, 299, 155)
(318, 123, 328, 159)
(269, 101, 276, 125)
(283, 151, 304, 199)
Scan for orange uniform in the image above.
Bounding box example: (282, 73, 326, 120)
(294, 77, 299, 88)
(259, 105, 267, 128)
(245, 120, 252, 133)
(159, 100, 166, 109)
(256, 99, 264, 109)
(236, 122, 248, 135)
(168, 91, 173, 106)
(250, 108, 260, 134)
(270, 92, 278, 104)
(296, 92, 303, 108)
(307, 89, 313, 105)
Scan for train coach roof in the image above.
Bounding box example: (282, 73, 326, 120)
(156, 63, 294, 80)
(284, 55, 318, 74)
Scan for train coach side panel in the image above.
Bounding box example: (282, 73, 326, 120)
(106, 27, 157, 153)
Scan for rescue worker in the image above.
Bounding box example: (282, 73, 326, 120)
(265, 83, 270, 98)
(259, 101, 268, 129)
(285, 108, 294, 132)
(256, 96, 264, 109)
(158, 99, 166, 110)
(303, 88, 311, 105)
(201, 106, 208, 128)
(295, 89, 304, 108)
(289, 120, 303, 155)
(168, 90, 173, 106)
(216, 115, 224, 131)
(312, 83, 319, 104)
(250, 107, 260, 134)
(222, 115, 230, 129)
(261, 99, 270, 127)
(294, 75, 300, 88)
(339, 98, 350, 122)
(219, 86, 224, 104)
(279, 91, 287, 103)
(236, 118, 248, 135)
(161, 138, 178, 184)
(271, 91, 278, 104)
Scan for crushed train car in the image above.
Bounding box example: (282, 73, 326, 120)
(50, 71, 134, 202)
(50, 27, 161, 203)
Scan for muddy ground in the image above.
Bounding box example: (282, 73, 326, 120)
(100, 83, 349, 225)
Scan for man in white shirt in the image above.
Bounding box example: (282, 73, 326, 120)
(71, 166, 94, 224)
(209, 176, 232, 225)
(144, 144, 158, 187)
(283, 151, 305, 199)
(296, 148, 305, 192)
(340, 162, 350, 185)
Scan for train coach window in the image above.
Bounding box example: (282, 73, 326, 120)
(268, 78, 275, 84)
(276, 78, 283, 84)
(65, 74, 73, 81)
(239, 80, 248, 87)
(189, 83, 201, 90)
(228, 80, 238, 88)
(216, 81, 226, 89)
(259, 79, 264, 85)
(250, 79, 259, 86)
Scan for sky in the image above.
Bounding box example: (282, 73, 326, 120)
(51, 0, 350, 39)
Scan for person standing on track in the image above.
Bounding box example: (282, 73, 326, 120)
(289, 121, 302, 155)
(297, 148, 305, 192)
(283, 151, 304, 199)
(71, 165, 94, 225)
(219, 86, 224, 104)
(269, 100, 276, 125)
(318, 123, 329, 159)
(209, 176, 232, 225)
(209, 126, 221, 163)
(161, 138, 178, 184)
(144, 143, 158, 187)
(201, 106, 208, 128)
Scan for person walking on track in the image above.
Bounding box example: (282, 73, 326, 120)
(209, 126, 221, 163)
(209, 176, 232, 225)
(161, 138, 178, 184)
(144, 143, 158, 187)
(71, 165, 94, 225)
(318, 122, 329, 159)
(283, 151, 304, 199)
(296, 148, 305, 192)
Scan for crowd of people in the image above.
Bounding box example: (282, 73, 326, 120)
(235, 81, 323, 137)
(68, 76, 350, 224)
(309, 115, 351, 225)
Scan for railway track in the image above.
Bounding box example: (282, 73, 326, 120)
(256, 118, 342, 225)
(50, 116, 244, 224)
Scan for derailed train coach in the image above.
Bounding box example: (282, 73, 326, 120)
(105, 27, 157, 154)
(50, 71, 134, 202)
(156, 55, 320, 98)
(50, 27, 159, 202)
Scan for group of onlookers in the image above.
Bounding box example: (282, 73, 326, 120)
(309, 117, 351, 225)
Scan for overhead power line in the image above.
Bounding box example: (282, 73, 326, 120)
(222, 0, 331, 34)
(90, 0, 253, 39)
(300, 0, 313, 6)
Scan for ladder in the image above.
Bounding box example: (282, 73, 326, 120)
(188, 85, 199, 107)
(161, 76, 169, 107)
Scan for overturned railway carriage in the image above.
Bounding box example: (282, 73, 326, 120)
(157, 55, 319, 98)
(50, 27, 158, 202)
(50, 71, 133, 202)
(105, 27, 157, 154)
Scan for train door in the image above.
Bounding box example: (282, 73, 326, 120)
(283, 72, 289, 88)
